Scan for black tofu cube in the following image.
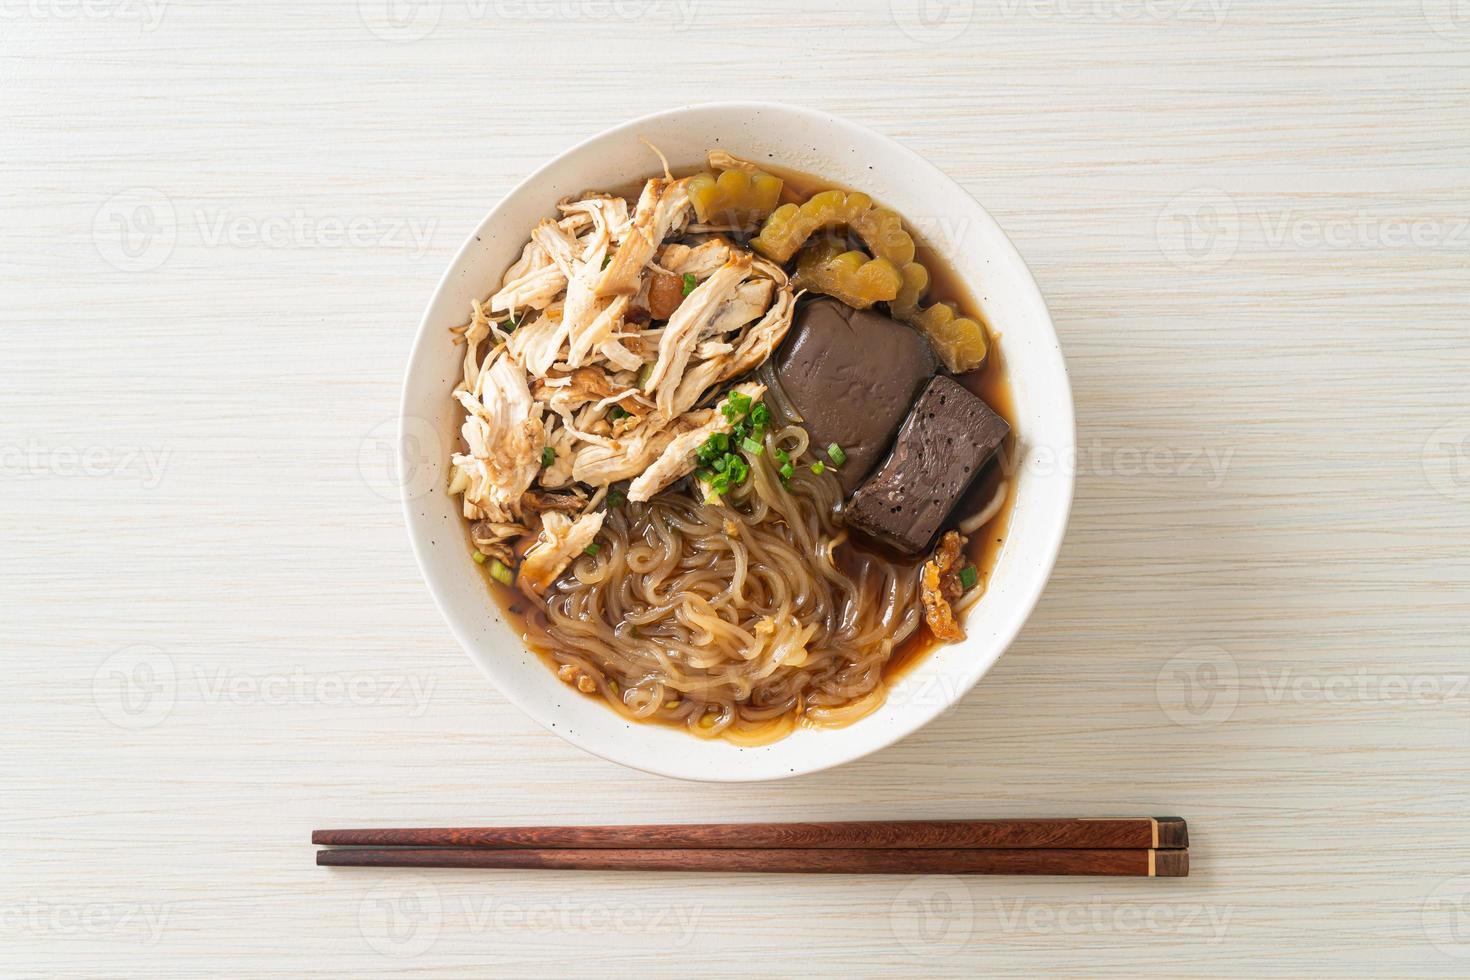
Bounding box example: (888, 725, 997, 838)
(846, 376, 1010, 555)
(775, 297, 939, 494)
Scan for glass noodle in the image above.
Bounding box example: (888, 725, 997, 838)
(522, 410, 924, 746)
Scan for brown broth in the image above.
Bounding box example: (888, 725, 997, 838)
(463, 158, 1018, 727)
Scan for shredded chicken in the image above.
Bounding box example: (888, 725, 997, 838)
(448, 172, 794, 593)
(627, 382, 765, 502)
(519, 510, 605, 595)
(707, 150, 763, 175)
(920, 531, 969, 643)
(451, 353, 543, 522)
(644, 253, 753, 417)
(668, 288, 795, 416)
(658, 238, 733, 278)
(595, 178, 691, 297)
(490, 239, 565, 316)
(533, 367, 641, 416)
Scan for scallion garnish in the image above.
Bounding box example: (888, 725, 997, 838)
(488, 558, 515, 586)
(810, 461, 826, 475)
(605, 489, 625, 508)
(681, 272, 697, 296)
(584, 542, 601, 557)
(472, 551, 488, 564)
(722, 391, 752, 421)
(608, 405, 630, 421)
(959, 565, 978, 590)
(541, 446, 556, 467)
(694, 391, 772, 502)
(827, 443, 847, 467)
(779, 462, 795, 481)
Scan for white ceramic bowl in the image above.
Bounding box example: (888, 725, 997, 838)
(400, 102, 1074, 781)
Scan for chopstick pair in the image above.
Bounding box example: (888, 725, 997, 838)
(314, 818, 1188, 877)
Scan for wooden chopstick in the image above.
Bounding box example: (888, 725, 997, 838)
(312, 817, 1187, 851)
(317, 846, 1187, 877)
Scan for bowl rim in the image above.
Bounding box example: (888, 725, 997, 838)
(400, 100, 1075, 781)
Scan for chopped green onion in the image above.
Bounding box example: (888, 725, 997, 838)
(636, 362, 654, 388)
(541, 446, 556, 467)
(711, 455, 729, 473)
(779, 462, 795, 481)
(740, 436, 763, 455)
(605, 489, 625, 508)
(827, 443, 847, 467)
(810, 461, 826, 475)
(774, 448, 789, 465)
(959, 565, 978, 590)
(472, 551, 488, 564)
(750, 403, 771, 428)
(722, 394, 753, 424)
(488, 558, 515, 586)
(708, 432, 730, 453)
(682, 273, 697, 296)
(583, 542, 601, 556)
(724, 455, 749, 483)
(601, 255, 611, 269)
(608, 405, 630, 421)
(500, 313, 520, 333)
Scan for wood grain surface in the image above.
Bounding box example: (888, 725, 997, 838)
(4, 1, 1469, 976)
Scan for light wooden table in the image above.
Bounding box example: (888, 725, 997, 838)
(5, 1, 1469, 975)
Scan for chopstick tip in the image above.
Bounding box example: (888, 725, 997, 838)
(1154, 849, 1189, 877)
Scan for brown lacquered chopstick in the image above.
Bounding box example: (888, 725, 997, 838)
(317, 846, 1187, 877)
(313, 817, 1186, 851)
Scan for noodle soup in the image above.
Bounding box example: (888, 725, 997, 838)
(450, 149, 1015, 745)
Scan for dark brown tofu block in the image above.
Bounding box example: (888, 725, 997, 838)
(846, 376, 1009, 555)
(774, 297, 939, 494)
